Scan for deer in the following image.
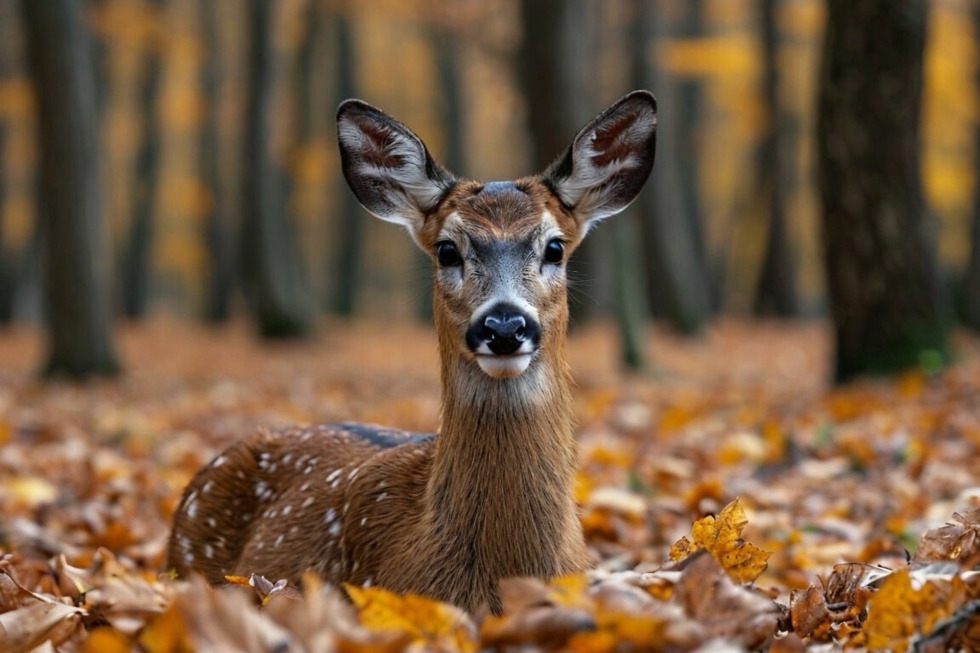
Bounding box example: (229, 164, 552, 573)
(167, 90, 657, 614)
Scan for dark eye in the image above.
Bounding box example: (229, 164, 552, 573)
(544, 239, 565, 264)
(435, 241, 462, 267)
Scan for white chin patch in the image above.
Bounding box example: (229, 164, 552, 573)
(476, 354, 533, 379)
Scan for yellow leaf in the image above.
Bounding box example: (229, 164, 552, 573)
(345, 584, 478, 653)
(864, 569, 967, 651)
(672, 498, 771, 584)
(547, 573, 590, 609)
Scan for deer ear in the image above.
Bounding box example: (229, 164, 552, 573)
(337, 100, 456, 238)
(544, 90, 657, 233)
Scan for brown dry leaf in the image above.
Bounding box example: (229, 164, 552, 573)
(345, 583, 478, 653)
(914, 508, 980, 566)
(863, 567, 968, 651)
(0, 570, 84, 653)
(670, 498, 771, 584)
(788, 585, 830, 638)
(674, 552, 780, 649)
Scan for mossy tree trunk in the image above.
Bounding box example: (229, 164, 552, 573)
(817, 0, 948, 382)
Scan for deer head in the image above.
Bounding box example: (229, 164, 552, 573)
(337, 91, 657, 380)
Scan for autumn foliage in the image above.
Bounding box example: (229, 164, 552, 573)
(4, 319, 980, 650)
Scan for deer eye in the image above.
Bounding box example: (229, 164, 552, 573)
(435, 241, 462, 267)
(543, 239, 565, 264)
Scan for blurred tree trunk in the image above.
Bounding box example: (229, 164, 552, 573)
(328, 7, 363, 318)
(631, 0, 711, 335)
(961, 3, 980, 331)
(0, 121, 12, 324)
(120, 0, 165, 319)
(518, 0, 605, 324)
(241, 0, 314, 338)
(817, 0, 948, 382)
(677, 0, 709, 297)
(753, 0, 800, 316)
(200, 0, 234, 323)
(23, 0, 120, 376)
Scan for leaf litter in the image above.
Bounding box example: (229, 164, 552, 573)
(3, 319, 980, 650)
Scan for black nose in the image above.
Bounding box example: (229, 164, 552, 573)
(466, 304, 540, 356)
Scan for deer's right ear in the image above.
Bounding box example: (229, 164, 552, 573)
(337, 100, 456, 238)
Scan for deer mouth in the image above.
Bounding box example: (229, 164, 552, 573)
(475, 352, 535, 379)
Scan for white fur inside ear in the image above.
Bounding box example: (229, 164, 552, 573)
(337, 118, 449, 225)
(554, 102, 657, 225)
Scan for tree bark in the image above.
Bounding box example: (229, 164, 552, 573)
(241, 0, 314, 338)
(200, 0, 235, 323)
(518, 0, 606, 323)
(329, 8, 363, 318)
(120, 0, 165, 319)
(753, 0, 800, 316)
(22, 0, 120, 377)
(631, 0, 711, 335)
(961, 2, 980, 332)
(0, 120, 13, 324)
(817, 0, 948, 382)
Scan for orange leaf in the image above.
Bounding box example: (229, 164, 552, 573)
(345, 584, 478, 653)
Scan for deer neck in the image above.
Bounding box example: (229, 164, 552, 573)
(422, 339, 580, 575)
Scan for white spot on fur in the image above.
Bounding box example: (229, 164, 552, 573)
(376, 492, 388, 502)
(282, 504, 292, 516)
(207, 517, 216, 528)
(360, 517, 367, 526)
(347, 467, 360, 481)
(204, 544, 214, 559)
(328, 521, 341, 537)
(324, 508, 337, 524)
(212, 454, 226, 468)
(325, 468, 342, 484)
(302, 496, 315, 508)
(275, 534, 284, 547)
(202, 480, 214, 494)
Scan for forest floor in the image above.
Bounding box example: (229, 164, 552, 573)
(2, 317, 980, 652)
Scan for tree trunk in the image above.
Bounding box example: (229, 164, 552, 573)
(120, 0, 165, 319)
(200, 0, 234, 323)
(241, 0, 314, 338)
(518, 0, 605, 324)
(631, 0, 711, 335)
(961, 2, 980, 332)
(0, 120, 13, 324)
(22, 0, 120, 377)
(329, 8, 363, 318)
(817, 0, 948, 382)
(753, 0, 800, 316)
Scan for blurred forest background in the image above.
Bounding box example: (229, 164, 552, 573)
(0, 0, 978, 381)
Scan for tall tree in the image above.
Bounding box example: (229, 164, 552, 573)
(961, 2, 980, 332)
(241, 0, 314, 338)
(328, 5, 363, 318)
(630, 0, 712, 335)
(0, 120, 12, 324)
(199, 0, 235, 323)
(518, 0, 609, 323)
(753, 0, 800, 316)
(22, 0, 120, 376)
(120, 0, 165, 319)
(817, 0, 948, 382)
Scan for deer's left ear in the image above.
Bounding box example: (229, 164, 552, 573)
(543, 90, 657, 234)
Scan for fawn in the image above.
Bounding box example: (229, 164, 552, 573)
(167, 90, 657, 613)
